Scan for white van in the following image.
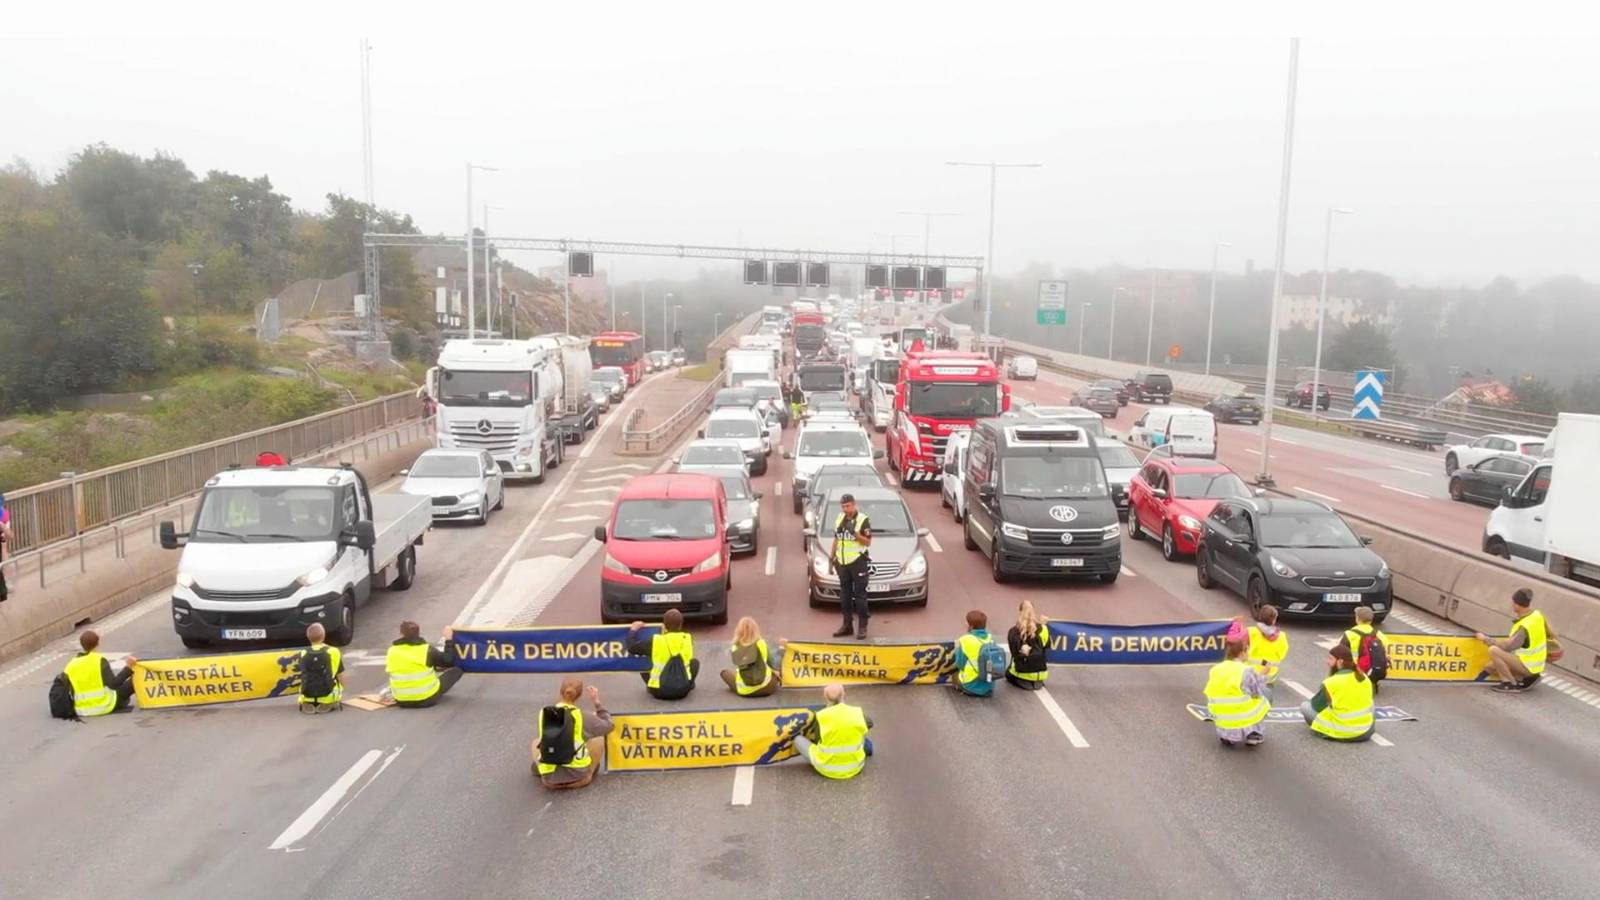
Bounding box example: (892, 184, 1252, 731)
(1128, 407, 1216, 458)
(940, 428, 973, 522)
(1007, 355, 1039, 380)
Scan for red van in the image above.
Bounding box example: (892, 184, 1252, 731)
(595, 473, 730, 624)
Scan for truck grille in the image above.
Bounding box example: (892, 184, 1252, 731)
(446, 420, 522, 453)
(631, 566, 693, 583)
(193, 583, 299, 602)
(1026, 528, 1107, 548)
(925, 434, 950, 460)
(431, 496, 459, 506)
(867, 562, 902, 579)
(1303, 576, 1377, 590)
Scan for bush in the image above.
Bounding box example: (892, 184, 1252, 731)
(159, 321, 262, 375)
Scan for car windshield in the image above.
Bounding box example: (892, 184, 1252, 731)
(681, 444, 745, 466)
(1094, 381, 1122, 390)
(409, 455, 482, 478)
(715, 475, 751, 501)
(873, 359, 900, 381)
(1097, 444, 1140, 469)
(800, 369, 847, 391)
(192, 486, 338, 542)
(437, 369, 531, 407)
(748, 384, 782, 402)
(1000, 457, 1108, 499)
(1089, 389, 1116, 400)
(592, 369, 622, 384)
(908, 382, 1000, 418)
(798, 430, 872, 458)
(714, 391, 755, 407)
(1258, 513, 1362, 549)
(813, 470, 884, 496)
(1172, 472, 1249, 499)
(706, 418, 760, 439)
(1520, 442, 1544, 456)
(1229, 394, 1259, 404)
(821, 499, 913, 535)
(612, 499, 717, 540)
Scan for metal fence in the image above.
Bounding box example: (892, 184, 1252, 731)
(620, 315, 756, 454)
(2, 391, 421, 556)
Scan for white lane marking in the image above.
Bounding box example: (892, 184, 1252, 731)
(731, 765, 755, 806)
(1390, 465, 1432, 477)
(540, 531, 586, 542)
(270, 747, 399, 851)
(1120, 565, 1135, 577)
(1292, 486, 1342, 504)
(1539, 676, 1600, 710)
(882, 473, 896, 487)
(567, 500, 614, 509)
(1388, 608, 1445, 635)
(774, 482, 783, 497)
(1035, 688, 1091, 749)
(586, 473, 633, 483)
(573, 486, 619, 495)
(1379, 484, 1430, 500)
(1371, 734, 1395, 747)
(924, 533, 943, 553)
(554, 515, 602, 523)
(1274, 437, 1305, 447)
(1316, 634, 1340, 650)
(588, 463, 650, 474)
(1282, 679, 1314, 699)
(509, 539, 605, 626)
(764, 547, 777, 576)
(1243, 447, 1261, 455)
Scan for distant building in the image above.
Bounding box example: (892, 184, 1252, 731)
(1276, 294, 1392, 330)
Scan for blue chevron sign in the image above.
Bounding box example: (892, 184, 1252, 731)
(1351, 370, 1387, 420)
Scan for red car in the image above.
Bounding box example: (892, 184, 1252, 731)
(1126, 456, 1253, 561)
(596, 473, 730, 624)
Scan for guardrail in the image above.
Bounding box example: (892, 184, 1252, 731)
(2, 391, 422, 558)
(1229, 375, 1552, 440)
(618, 314, 758, 455)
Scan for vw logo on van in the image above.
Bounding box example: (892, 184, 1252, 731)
(1059, 532, 1075, 546)
(1048, 505, 1079, 523)
(475, 419, 494, 435)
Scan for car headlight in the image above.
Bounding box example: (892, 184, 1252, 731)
(1378, 562, 1390, 579)
(734, 518, 755, 533)
(459, 491, 481, 503)
(1001, 522, 1029, 541)
(693, 551, 722, 573)
(603, 553, 629, 574)
(1177, 515, 1202, 531)
(175, 572, 195, 589)
(1269, 556, 1298, 578)
(1101, 524, 1121, 541)
(905, 552, 928, 578)
(297, 565, 331, 587)
(811, 554, 833, 577)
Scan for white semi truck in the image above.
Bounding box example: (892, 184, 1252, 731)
(531, 333, 599, 445)
(429, 339, 565, 481)
(1484, 412, 1600, 586)
(724, 348, 778, 388)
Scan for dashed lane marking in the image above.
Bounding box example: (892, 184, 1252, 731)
(764, 547, 777, 576)
(774, 482, 783, 497)
(541, 532, 587, 542)
(554, 515, 602, 523)
(1379, 484, 1430, 500)
(1036, 687, 1091, 748)
(731, 765, 755, 806)
(1282, 678, 1392, 746)
(924, 533, 943, 553)
(269, 746, 404, 851)
(1120, 565, 1135, 577)
(1292, 486, 1342, 504)
(1243, 447, 1261, 455)
(1390, 465, 1433, 477)
(573, 486, 619, 495)
(567, 500, 614, 509)
(1540, 676, 1600, 710)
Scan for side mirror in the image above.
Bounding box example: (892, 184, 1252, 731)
(398, 468, 410, 476)
(1253, 488, 1266, 497)
(671, 457, 681, 465)
(782, 450, 793, 460)
(159, 520, 183, 550)
(697, 429, 705, 439)
(753, 491, 764, 500)
(977, 483, 996, 501)
(873, 449, 886, 460)
(1360, 535, 1375, 546)
(802, 527, 816, 538)
(594, 525, 608, 542)
(1151, 488, 1168, 500)
(916, 527, 930, 537)
(351, 520, 377, 551)
(1500, 486, 1516, 506)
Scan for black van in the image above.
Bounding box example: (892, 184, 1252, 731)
(959, 419, 1123, 583)
(1128, 372, 1173, 404)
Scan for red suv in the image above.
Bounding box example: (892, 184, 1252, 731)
(1126, 457, 1252, 561)
(596, 474, 730, 624)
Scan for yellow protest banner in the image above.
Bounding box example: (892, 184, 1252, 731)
(134, 649, 304, 709)
(606, 707, 814, 772)
(1382, 633, 1495, 682)
(780, 640, 955, 688)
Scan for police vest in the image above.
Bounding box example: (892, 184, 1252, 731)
(957, 631, 993, 686)
(648, 632, 695, 689)
(1310, 670, 1375, 740)
(731, 638, 772, 695)
(64, 652, 116, 718)
(809, 703, 868, 779)
(832, 513, 866, 565)
(536, 702, 590, 776)
(1007, 624, 1050, 682)
(385, 642, 440, 703)
(1203, 659, 1268, 730)
(1247, 625, 1288, 683)
(1510, 610, 1549, 676)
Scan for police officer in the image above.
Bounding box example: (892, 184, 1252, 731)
(1476, 588, 1551, 692)
(62, 630, 138, 717)
(829, 493, 873, 640)
(793, 682, 873, 780)
(627, 610, 699, 700)
(385, 621, 463, 707)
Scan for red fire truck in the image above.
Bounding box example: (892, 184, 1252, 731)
(885, 350, 1010, 487)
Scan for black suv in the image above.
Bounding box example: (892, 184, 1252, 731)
(1126, 372, 1173, 404)
(959, 419, 1122, 584)
(1204, 393, 1263, 425)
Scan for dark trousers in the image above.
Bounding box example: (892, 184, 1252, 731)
(641, 659, 700, 700)
(395, 666, 463, 708)
(0, 538, 8, 601)
(111, 667, 135, 712)
(838, 558, 871, 629)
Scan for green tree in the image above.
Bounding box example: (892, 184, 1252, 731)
(58, 144, 196, 243)
(1325, 320, 1396, 374)
(1513, 376, 1563, 415)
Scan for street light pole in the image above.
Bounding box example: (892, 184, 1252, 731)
(946, 160, 1042, 339)
(1078, 302, 1093, 355)
(1204, 241, 1232, 377)
(483, 204, 504, 335)
(1311, 207, 1355, 418)
(464, 162, 498, 339)
(662, 292, 674, 352)
(1145, 272, 1158, 367)
(186, 261, 205, 327)
(1109, 286, 1125, 359)
(1256, 38, 1302, 487)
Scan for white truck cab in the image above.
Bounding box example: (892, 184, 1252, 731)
(941, 427, 972, 522)
(431, 339, 564, 481)
(1485, 412, 1600, 585)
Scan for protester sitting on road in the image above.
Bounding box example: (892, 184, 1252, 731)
(385, 621, 463, 707)
(1247, 604, 1288, 693)
(953, 609, 999, 697)
(720, 616, 784, 697)
(59, 630, 139, 717)
(534, 678, 613, 791)
(297, 623, 345, 712)
(1204, 638, 1269, 748)
(1005, 600, 1050, 690)
(628, 610, 699, 700)
(793, 682, 873, 780)
(1476, 588, 1553, 693)
(1301, 643, 1375, 742)
(1344, 606, 1388, 690)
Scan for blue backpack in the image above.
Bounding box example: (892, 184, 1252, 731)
(977, 640, 1010, 684)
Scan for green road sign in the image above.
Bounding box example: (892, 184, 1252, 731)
(1036, 309, 1066, 325)
(1036, 280, 1068, 326)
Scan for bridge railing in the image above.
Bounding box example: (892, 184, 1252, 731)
(619, 314, 758, 454)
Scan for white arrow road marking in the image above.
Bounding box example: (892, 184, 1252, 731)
(1293, 486, 1342, 504)
(586, 473, 635, 483)
(924, 533, 943, 553)
(574, 486, 620, 495)
(589, 463, 651, 474)
(541, 532, 587, 542)
(568, 500, 615, 509)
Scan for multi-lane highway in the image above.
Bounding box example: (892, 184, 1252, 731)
(2, 341, 1598, 899)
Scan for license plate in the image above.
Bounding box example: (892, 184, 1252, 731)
(642, 593, 683, 604)
(221, 628, 267, 640)
(867, 582, 892, 593)
(1051, 558, 1085, 568)
(1324, 593, 1362, 603)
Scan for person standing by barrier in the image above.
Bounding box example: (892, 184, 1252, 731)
(1300, 643, 1374, 742)
(297, 623, 345, 712)
(793, 682, 873, 780)
(953, 610, 1002, 697)
(385, 622, 464, 707)
(534, 678, 613, 791)
(829, 493, 873, 640)
(58, 631, 138, 718)
(1203, 638, 1268, 747)
(1476, 588, 1552, 692)
(1005, 601, 1050, 690)
(0, 491, 10, 602)
(1247, 605, 1288, 696)
(628, 611, 699, 700)
(720, 616, 783, 697)
(1344, 606, 1388, 690)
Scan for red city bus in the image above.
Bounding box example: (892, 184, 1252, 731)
(589, 331, 647, 385)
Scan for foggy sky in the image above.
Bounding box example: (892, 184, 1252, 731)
(6, 5, 1598, 286)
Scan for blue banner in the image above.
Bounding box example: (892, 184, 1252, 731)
(1046, 620, 1231, 666)
(453, 625, 660, 674)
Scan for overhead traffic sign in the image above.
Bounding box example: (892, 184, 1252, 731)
(1352, 370, 1387, 420)
(1036, 280, 1068, 326)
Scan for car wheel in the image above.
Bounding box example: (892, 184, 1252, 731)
(328, 595, 356, 646)
(1100, 569, 1119, 585)
(940, 489, 950, 509)
(963, 514, 979, 551)
(792, 493, 803, 515)
(475, 506, 489, 526)
(392, 547, 416, 591)
(1448, 478, 1465, 502)
(1196, 549, 1215, 589)
(1485, 537, 1510, 560)
(181, 636, 211, 650)
(754, 459, 768, 477)
(1246, 575, 1267, 614)
(1127, 513, 1143, 541)
(1161, 524, 1178, 562)
(532, 446, 547, 484)
(808, 589, 824, 609)
(493, 489, 505, 511)
(952, 501, 963, 524)
(991, 543, 1009, 584)
(1444, 453, 1458, 475)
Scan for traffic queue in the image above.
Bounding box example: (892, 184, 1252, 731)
(46, 297, 1564, 794)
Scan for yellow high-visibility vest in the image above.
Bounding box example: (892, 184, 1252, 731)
(1510, 610, 1549, 676)
(64, 652, 116, 717)
(832, 513, 867, 565)
(957, 632, 992, 686)
(536, 702, 590, 775)
(1203, 659, 1268, 730)
(385, 643, 440, 703)
(1310, 670, 1375, 740)
(648, 632, 694, 689)
(1247, 625, 1288, 684)
(809, 703, 868, 779)
(1007, 624, 1050, 683)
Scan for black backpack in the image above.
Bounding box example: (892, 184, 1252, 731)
(49, 673, 80, 721)
(538, 705, 576, 766)
(299, 647, 335, 699)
